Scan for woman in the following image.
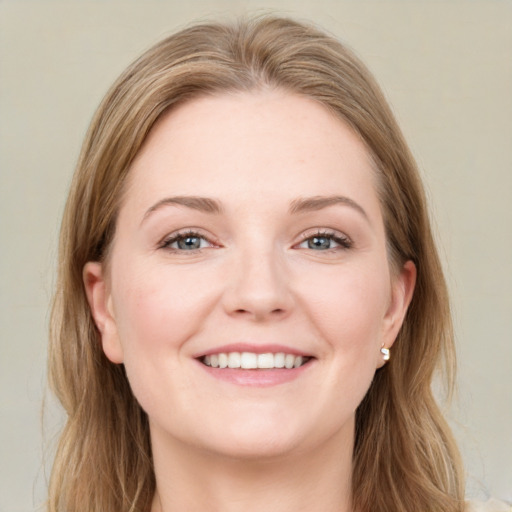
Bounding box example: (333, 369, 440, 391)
(47, 15, 503, 512)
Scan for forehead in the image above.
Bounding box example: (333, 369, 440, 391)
(124, 90, 381, 218)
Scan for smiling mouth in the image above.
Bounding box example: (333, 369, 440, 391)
(199, 352, 312, 369)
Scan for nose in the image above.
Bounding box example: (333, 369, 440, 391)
(222, 248, 293, 322)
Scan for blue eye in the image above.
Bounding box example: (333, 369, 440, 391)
(162, 232, 211, 251)
(299, 232, 352, 251)
(307, 236, 334, 250)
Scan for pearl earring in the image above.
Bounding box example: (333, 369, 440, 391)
(380, 345, 390, 362)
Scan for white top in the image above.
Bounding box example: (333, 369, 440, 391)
(466, 499, 511, 512)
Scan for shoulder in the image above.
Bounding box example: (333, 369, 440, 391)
(466, 499, 512, 512)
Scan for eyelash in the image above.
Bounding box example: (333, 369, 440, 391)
(297, 230, 353, 251)
(159, 229, 353, 253)
(159, 230, 216, 252)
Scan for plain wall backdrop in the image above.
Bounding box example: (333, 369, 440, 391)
(0, 1, 510, 510)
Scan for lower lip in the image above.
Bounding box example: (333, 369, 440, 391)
(196, 360, 313, 387)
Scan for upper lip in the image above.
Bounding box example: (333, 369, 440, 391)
(194, 343, 314, 359)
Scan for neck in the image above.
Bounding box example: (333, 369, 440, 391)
(150, 424, 354, 512)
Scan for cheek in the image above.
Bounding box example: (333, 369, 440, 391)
(294, 258, 391, 397)
(110, 259, 221, 367)
(108, 263, 217, 414)
(298, 261, 390, 341)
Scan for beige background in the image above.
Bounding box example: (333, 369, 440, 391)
(0, 1, 510, 510)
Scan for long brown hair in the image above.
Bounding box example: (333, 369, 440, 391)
(48, 15, 464, 512)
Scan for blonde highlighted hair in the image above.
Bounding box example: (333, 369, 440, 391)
(48, 15, 464, 512)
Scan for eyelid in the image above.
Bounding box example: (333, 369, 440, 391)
(299, 227, 352, 242)
(157, 227, 352, 252)
(296, 228, 353, 250)
(158, 228, 220, 251)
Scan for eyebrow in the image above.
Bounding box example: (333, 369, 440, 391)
(142, 196, 223, 223)
(289, 195, 369, 220)
(142, 194, 368, 223)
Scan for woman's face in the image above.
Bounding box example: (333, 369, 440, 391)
(85, 90, 415, 459)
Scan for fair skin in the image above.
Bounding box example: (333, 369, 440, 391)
(84, 90, 416, 512)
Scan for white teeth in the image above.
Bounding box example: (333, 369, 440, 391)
(202, 351, 309, 369)
(228, 352, 241, 368)
(284, 354, 295, 369)
(241, 352, 257, 369)
(218, 353, 228, 368)
(257, 353, 274, 369)
(274, 352, 285, 368)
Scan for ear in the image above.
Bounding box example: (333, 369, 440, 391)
(83, 262, 124, 364)
(377, 260, 417, 368)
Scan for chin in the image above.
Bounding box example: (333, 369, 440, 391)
(151, 408, 307, 461)
(201, 431, 304, 461)
(192, 410, 337, 462)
